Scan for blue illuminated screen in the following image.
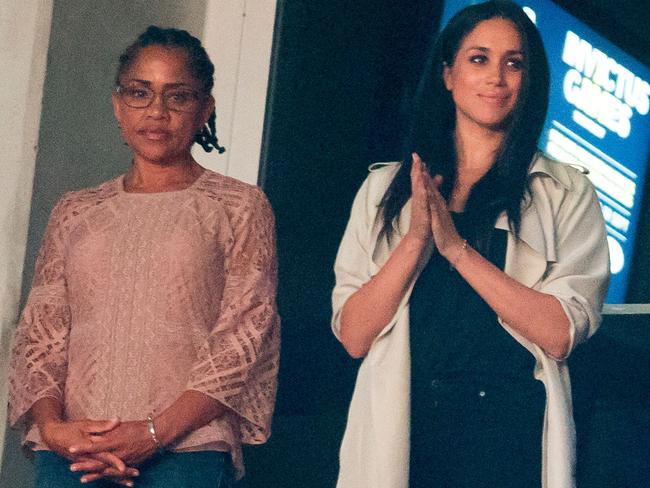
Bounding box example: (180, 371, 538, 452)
(440, 0, 650, 303)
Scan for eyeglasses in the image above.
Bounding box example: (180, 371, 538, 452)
(116, 84, 205, 113)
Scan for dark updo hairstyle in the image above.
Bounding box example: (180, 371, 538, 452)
(381, 0, 549, 244)
(115, 25, 225, 154)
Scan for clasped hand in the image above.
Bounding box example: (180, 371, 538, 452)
(408, 152, 464, 259)
(41, 418, 157, 486)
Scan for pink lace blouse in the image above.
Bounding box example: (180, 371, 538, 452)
(8, 169, 280, 476)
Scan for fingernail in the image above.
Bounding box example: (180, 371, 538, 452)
(69, 447, 78, 453)
(70, 466, 78, 472)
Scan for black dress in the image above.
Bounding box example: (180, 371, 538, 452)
(409, 214, 545, 488)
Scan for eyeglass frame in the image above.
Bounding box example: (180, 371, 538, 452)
(114, 83, 209, 113)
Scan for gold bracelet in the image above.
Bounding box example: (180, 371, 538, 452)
(449, 239, 468, 270)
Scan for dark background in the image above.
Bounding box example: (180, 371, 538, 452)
(246, 1, 650, 486)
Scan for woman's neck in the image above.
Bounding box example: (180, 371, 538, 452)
(454, 123, 505, 174)
(124, 156, 205, 193)
(448, 123, 506, 212)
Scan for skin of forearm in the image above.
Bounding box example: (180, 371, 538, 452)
(153, 390, 227, 447)
(31, 396, 64, 429)
(340, 234, 430, 358)
(31, 389, 225, 452)
(451, 243, 571, 359)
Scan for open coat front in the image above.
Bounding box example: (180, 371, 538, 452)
(332, 154, 610, 488)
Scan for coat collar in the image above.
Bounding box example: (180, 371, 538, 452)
(527, 153, 575, 191)
(496, 154, 571, 264)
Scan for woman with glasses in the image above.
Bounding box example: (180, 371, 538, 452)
(332, 2, 609, 487)
(8, 26, 280, 487)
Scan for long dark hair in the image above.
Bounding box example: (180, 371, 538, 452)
(381, 0, 549, 243)
(115, 25, 225, 154)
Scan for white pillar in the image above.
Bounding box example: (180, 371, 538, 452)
(0, 0, 54, 467)
(194, 0, 278, 185)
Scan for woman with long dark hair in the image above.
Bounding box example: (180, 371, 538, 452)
(332, 2, 609, 487)
(9, 26, 280, 487)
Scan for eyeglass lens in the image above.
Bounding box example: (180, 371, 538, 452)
(119, 85, 201, 112)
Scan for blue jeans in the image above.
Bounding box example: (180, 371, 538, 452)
(34, 450, 229, 488)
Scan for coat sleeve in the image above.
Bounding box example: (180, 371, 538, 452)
(9, 196, 72, 430)
(186, 187, 280, 444)
(331, 175, 378, 340)
(331, 165, 401, 341)
(536, 174, 610, 355)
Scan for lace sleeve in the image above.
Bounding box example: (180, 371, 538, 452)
(187, 187, 280, 444)
(8, 197, 72, 429)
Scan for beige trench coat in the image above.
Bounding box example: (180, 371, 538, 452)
(332, 154, 610, 488)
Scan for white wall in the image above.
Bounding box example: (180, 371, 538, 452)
(0, 0, 54, 467)
(195, 0, 277, 185)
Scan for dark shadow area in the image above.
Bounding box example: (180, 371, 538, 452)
(572, 312, 650, 488)
(249, 1, 444, 485)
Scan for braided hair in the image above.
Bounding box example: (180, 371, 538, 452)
(115, 25, 225, 154)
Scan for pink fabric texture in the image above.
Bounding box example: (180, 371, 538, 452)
(8, 169, 280, 476)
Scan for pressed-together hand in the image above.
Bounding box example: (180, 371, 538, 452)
(68, 391, 228, 485)
(69, 420, 157, 472)
(40, 418, 123, 465)
(40, 418, 138, 485)
(70, 455, 139, 486)
(410, 152, 465, 260)
(407, 153, 433, 243)
(424, 170, 465, 259)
